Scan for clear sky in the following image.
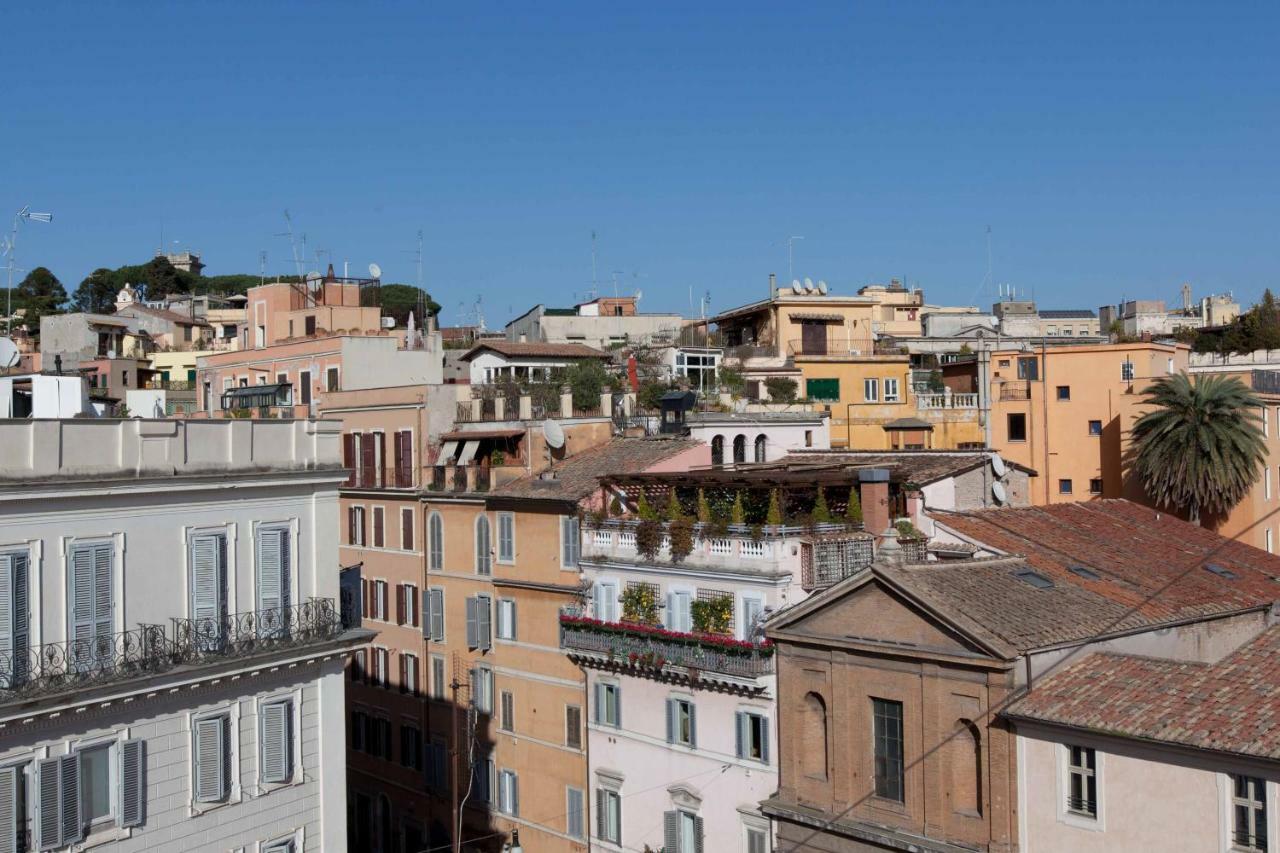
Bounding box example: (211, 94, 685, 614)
(2, 1, 1276, 325)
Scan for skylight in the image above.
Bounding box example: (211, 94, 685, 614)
(1204, 563, 1239, 580)
(1014, 569, 1054, 589)
(1068, 565, 1101, 581)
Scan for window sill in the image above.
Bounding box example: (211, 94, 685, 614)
(867, 796, 908, 817)
(190, 793, 241, 817)
(81, 824, 131, 850)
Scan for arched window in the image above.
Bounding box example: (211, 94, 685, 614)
(711, 435, 725, 467)
(475, 514, 492, 575)
(733, 434, 747, 464)
(950, 719, 982, 815)
(754, 434, 767, 463)
(801, 692, 829, 780)
(428, 512, 444, 571)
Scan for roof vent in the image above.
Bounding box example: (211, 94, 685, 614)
(1204, 563, 1238, 580)
(1013, 569, 1054, 589)
(1068, 565, 1101, 581)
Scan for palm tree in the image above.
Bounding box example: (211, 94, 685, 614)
(1130, 372, 1265, 525)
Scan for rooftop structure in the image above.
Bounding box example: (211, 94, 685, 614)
(504, 298, 685, 351)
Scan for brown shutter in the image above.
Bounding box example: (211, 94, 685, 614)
(377, 432, 387, 488)
(399, 430, 413, 487)
(362, 580, 371, 618)
(360, 508, 368, 546)
(396, 584, 406, 626)
(343, 434, 356, 487)
(402, 508, 413, 551)
(360, 433, 376, 488)
(373, 507, 384, 548)
(348, 507, 356, 545)
(411, 587, 420, 628)
(399, 654, 407, 693)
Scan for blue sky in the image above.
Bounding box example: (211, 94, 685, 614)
(2, 1, 1276, 325)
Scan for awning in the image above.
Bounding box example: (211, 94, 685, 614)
(457, 440, 480, 464)
(788, 312, 844, 322)
(882, 417, 934, 431)
(439, 429, 525, 442)
(438, 441, 459, 461)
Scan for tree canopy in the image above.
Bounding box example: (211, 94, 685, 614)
(1187, 289, 1280, 355)
(11, 266, 67, 331)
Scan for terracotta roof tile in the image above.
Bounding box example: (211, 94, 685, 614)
(1005, 625, 1280, 760)
(490, 437, 698, 501)
(459, 341, 611, 361)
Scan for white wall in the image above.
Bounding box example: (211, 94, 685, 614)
(686, 420, 829, 461)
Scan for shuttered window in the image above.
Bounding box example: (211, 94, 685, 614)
(497, 512, 515, 563)
(431, 657, 446, 700)
(475, 515, 492, 575)
(500, 690, 515, 732)
(565, 705, 582, 749)
(263, 839, 296, 853)
(498, 770, 519, 816)
(666, 698, 696, 747)
(0, 765, 23, 853)
(664, 810, 704, 853)
(193, 714, 231, 803)
(428, 512, 443, 570)
(260, 700, 293, 785)
(566, 787, 585, 839)
(35, 753, 83, 849)
(255, 527, 291, 634)
(118, 739, 145, 828)
(560, 516, 580, 569)
(427, 588, 445, 642)
(0, 552, 30, 690)
(596, 789, 621, 844)
(465, 595, 491, 651)
(401, 508, 415, 551)
(372, 507, 385, 548)
(496, 599, 517, 641)
(736, 711, 770, 764)
(69, 543, 113, 672)
(189, 534, 227, 648)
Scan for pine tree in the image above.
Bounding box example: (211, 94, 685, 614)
(731, 491, 745, 525)
(767, 489, 783, 526)
(846, 485, 863, 524)
(697, 488, 711, 523)
(813, 487, 832, 523)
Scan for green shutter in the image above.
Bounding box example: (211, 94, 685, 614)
(805, 378, 840, 401)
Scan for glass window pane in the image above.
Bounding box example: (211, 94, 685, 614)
(81, 744, 112, 821)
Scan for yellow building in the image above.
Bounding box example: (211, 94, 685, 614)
(146, 349, 212, 385)
(795, 353, 985, 450)
(987, 341, 1189, 505)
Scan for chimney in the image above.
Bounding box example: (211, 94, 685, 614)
(769, 273, 777, 299)
(518, 333, 528, 344)
(858, 468, 891, 539)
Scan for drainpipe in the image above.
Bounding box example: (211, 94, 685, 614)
(1041, 338, 1050, 504)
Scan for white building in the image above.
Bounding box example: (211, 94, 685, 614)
(459, 340, 612, 385)
(685, 411, 830, 463)
(0, 417, 368, 852)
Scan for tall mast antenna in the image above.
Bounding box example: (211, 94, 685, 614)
(278, 210, 305, 279)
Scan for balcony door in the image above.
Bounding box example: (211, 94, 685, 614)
(190, 533, 229, 650)
(801, 321, 827, 355)
(69, 543, 114, 671)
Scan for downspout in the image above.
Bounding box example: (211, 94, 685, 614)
(1041, 338, 1050, 504)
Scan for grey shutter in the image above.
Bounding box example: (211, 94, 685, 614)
(509, 600, 517, 640)
(566, 787, 583, 838)
(0, 554, 28, 689)
(261, 700, 292, 783)
(59, 754, 81, 844)
(476, 596, 491, 651)
(464, 597, 478, 648)
(70, 545, 110, 669)
(664, 810, 679, 853)
(194, 716, 227, 802)
(594, 683, 603, 723)
(693, 816, 704, 853)
(511, 773, 519, 816)
(429, 589, 444, 642)
(735, 712, 746, 759)
(666, 699, 675, 744)
(257, 528, 288, 630)
(119, 738, 145, 828)
(190, 534, 226, 640)
(688, 702, 697, 748)
(596, 790, 606, 840)
(761, 716, 770, 763)
(614, 684, 621, 728)
(0, 765, 18, 853)
(570, 517, 580, 566)
(36, 757, 60, 850)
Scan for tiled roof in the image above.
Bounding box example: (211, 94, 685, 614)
(1038, 309, 1096, 319)
(784, 450, 1035, 486)
(490, 437, 698, 501)
(1004, 625, 1280, 760)
(119, 304, 211, 326)
(932, 501, 1280, 635)
(459, 341, 611, 361)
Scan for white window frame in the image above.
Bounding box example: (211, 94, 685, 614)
(188, 704, 241, 813)
(1221, 773, 1273, 853)
(71, 733, 120, 831)
(597, 681, 621, 728)
(595, 580, 620, 623)
(560, 515, 581, 569)
(428, 511, 444, 570)
(255, 689, 302, 789)
(883, 377, 900, 403)
(666, 587, 694, 634)
(738, 594, 765, 642)
(496, 598, 517, 642)
(498, 768, 519, 816)
(497, 511, 516, 564)
(1056, 742, 1104, 831)
(863, 378, 879, 403)
(598, 786, 622, 844)
(350, 505, 366, 547)
(472, 664, 494, 713)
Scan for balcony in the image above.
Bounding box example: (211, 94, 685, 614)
(0, 599, 345, 705)
(786, 337, 878, 358)
(915, 392, 979, 410)
(1000, 380, 1032, 401)
(560, 615, 774, 681)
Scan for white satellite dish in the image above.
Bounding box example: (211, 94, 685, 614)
(542, 418, 565, 450)
(0, 337, 18, 369)
(992, 481, 1007, 504)
(368, 263, 382, 280)
(803, 277, 815, 292)
(817, 280, 829, 294)
(991, 453, 1007, 477)
(634, 289, 643, 303)
(791, 280, 804, 294)
(107, 349, 117, 360)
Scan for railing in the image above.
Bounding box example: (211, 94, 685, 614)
(1000, 381, 1032, 401)
(456, 398, 512, 423)
(474, 466, 491, 492)
(915, 392, 979, 410)
(144, 379, 196, 391)
(786, 338, 876, 357)
(0, 600, 344, 703)
(452, 466, 467, 491)
(724, 344, 776, 361)
(393, 465, 414, 489)
(560, 617, 774, 678)
(801, 536, 876, 591)
(429, 466, 447, 491)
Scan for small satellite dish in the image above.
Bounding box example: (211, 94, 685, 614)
(542, 418, 565, 450)
(991, 454, 1007, 477)
(634, 289, 643, 303)
(792, 281, 804, 294)
(107, 349, 117, 360)
(368, 263, 383, 280)
(803, 277, 815, 292)
(0, 337, 18, 369)
(305, 271, 322, 282)
(817, 280, 829, 294)
(992, 481, 1007, 504)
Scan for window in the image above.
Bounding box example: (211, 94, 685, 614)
(596, 789, 621, 844)
(428, 512, 443, 570)
(427, 737, 447, 788)
(372, 507, 385, 547)
(401, 507, 415, 551)
(567, 787, 586, 839)
(594, 581, 619, 623)
(472, 757, 495, 804)
(667, 698, 696, 747)
(883, 378, 900, 403)
(1267, 468, 1273, 501)
(499, 769, 520, 816)
(733, 434, 747, 464)
(472, 665, 494, 713)
(349, 506, 366, 546)
(736, 710, 769, 763)
(1088, 419, 1102, 436)
(500, 690, 515, 732)
(372, 580, 388, 621)
(802, 692, 829, 780)
(399, 583, 420, 628)
(498, 512, 515, 563)
(872, 698, 904, 802)
(804, 429, 813, 447)
(0, 551, 29, 689)
(298, 369, 311, 405)
(400, 725, 423, 771)
(862, 378, 879, 402)
(666, 590, 692, 633)
(1059, 479, 1073, 495)
(1066, 745, 1097, 817)
(431, 655, 446, 700)
(1007, 413, 1027, 442)
(401, 652, 419, 695)
(193, 713, 232, 803)
(1089, 478, 1103, 495)
(711, 435, 725, 466)
(561, 515, 581, 568)
(566, 705, 583, 749)
(427, 587, 445, 642)
(373, 647, 389, 687)
(69, 543, 114, 670)
(1232, 775, 1267, 851)
(80, 743, 112, 823)
(1264, 408, 1270, 438)
(260, 698, 294, 784)
(1267, 529, 1273, 554)
(664, 810, 703, 853)
(475, 515, 492, 575)
(806, 378, 839, 402)
(497, 598, 517, 641)
(1056, 385, 1071, 401)
(1121, 360, 1134, 382)
(326, 366, 340, 392)
(466, 595, 492, 650)
(740, 596, 764, 641)
(745, 826, 768, 853)
(596, 682, 621, 727)
(753, 434, 767, 462)
(1016, 357, 1039, 381)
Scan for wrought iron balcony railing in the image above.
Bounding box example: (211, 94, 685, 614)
(560, 616, 774, 679)
(0, 599, 344, 703)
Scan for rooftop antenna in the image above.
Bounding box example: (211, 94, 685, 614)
(591, 230, 598, 295)
(787, 236, 805, 283)
(276, 210, 305, 279)
(5, 206, 54, 335)
(986, 225, 994, 299)
(259, 250, 267, 286)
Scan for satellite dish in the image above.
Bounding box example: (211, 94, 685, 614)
(542, 418, 565, 450)
(634, 289, 643, 303)
(803, 277, 815, 292)
(368, 263, 382, 280)
(792, 280, 804, 294)
(992, 481, 1007, 504)
(991, 454, 1007, 477)
(107, 349, 117, 360)
(305, 271, 322, 282)
(0, 337, 18, 369)
(817, 280, 829, 294)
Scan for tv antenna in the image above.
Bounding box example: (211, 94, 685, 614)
(5, 206, 54, 335)
(258, 251, 268, 285)
(786, 235, 805, 282)
(276, 210, 305, 279)
(591, 230, 599, 296)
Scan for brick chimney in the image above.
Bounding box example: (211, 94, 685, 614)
(858, 468, 891, 539)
